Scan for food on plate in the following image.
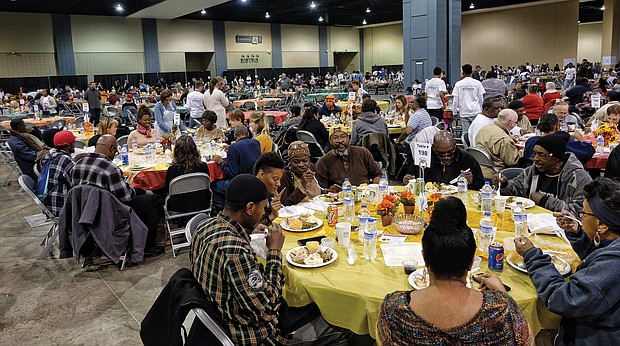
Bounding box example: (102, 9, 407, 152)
(550, 254, 569, 273)
(287, 219, 303, 230)
(425, 182, 456, 193)
(289, 246, 333, 265)
(414, 270, 430, 289)
(306, 241, 320, 253)
(285, 214, 319, 230)
(317, 192, 342, 203)
(509, 252, 569, 273)
(507, 196, 516, 204)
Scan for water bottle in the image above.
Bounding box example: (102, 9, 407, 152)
(513, 202, 528, 238)
(596, 134, 605, 154)
(363, 218, 377, 261)
(480, 181, 494, 214)
(120, 145, 129, 166)
(131, 138, 138, 152)
(342, 178, 355, 222)
(145, 143, 153, 161)
(379, 174, 389, 199)
(478, 211, 495, 253)
(358, 204, 370, 242)
(457, 174, 468, 201)
(210, 140, 217, 155)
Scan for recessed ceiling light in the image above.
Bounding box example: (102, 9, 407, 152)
(469, 3, 474, 9)
(116, 4, 124, 12)
(601, 5, 605, 10)
(311, 1, 316, 9)
(318, 16, 323, 22)
(200, 9, 206, 14)
(241, 0, 247, 2)
(366, 7, 371, 13)
(362, 19, 367, 25)
(265, 12, 270, 18)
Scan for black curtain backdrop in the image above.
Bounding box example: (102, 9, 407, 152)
(49, 75, 88, 91)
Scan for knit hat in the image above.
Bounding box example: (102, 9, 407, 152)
(288, 141, 310, 159)
(329, 124, 348, 138)
(225, 174, 269, 205)
(535, 135, 567, 161)
(53, 130, 77, 147)
(325, 94, 335, 100)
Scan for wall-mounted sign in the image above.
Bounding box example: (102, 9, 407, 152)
(236, 35, 262, 44)
(240, 54, 260, 64)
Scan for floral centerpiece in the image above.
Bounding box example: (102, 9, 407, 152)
(398, 190, 417, 214)
(426, 193, 443, 216)
(594, 122, 618, 146)
(376, 194, 400, 226)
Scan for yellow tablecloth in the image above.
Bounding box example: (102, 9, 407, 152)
(336, 100, 389, 111)
(279, 190, 577, 339)
(323, 123, 405, 136)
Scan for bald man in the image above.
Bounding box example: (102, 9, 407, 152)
(403, 131, 484, 190)
(475, 109, 522, 179)
(72, 135, 164, 257)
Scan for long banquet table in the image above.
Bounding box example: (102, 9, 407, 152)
(278, 189, 578, 339)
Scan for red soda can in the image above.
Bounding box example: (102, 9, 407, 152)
(488, 242, 504, 271)
(327, 204, 338, 226)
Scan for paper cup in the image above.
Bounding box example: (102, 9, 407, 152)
(494, 195, 509, 213)
(335, 222, 351, 247)
(321, 237, 336, 249)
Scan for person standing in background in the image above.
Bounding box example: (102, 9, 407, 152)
(452, 64, 485, 132)
(203, 77, 230, 129)
(185, 81, 205, 128)
(84, 81, 101, 126)
(425, 67, 448, 121)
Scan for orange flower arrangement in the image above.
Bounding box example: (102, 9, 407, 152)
(376, 194, 400, 216)
(427, 193, 442, 203)
(398, 190, 417, 206)
(594, 122, 618, 145)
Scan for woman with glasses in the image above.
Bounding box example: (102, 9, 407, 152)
(278, 141, 322, 206)
(509, 177, 620, 344)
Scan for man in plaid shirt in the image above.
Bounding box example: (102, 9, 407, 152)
(190, 174, 351, 345)
(40, 131, 77, 216)
(72, 134, 164, 256)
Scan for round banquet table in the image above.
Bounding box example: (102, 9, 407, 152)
(232, 98, 281, 108)
(306, 92, 349, 100)
(228, 110, 287, 125)
(584, 152, 609, 169)
(278, 189, 578, 339)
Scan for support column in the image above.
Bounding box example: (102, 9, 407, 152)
(271, 23, 282, 68)
(52, 14, 76, 76)
(142, 19, 160, 73)
(601, 0, 620, 68)
(319, 26, 329, 68)
(359, 29, 365, 73)
(213, 21, 227, 76)
(403, 0, 461, 89)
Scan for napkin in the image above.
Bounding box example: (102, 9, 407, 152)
(299, 200, 329, 213)
(250, 233, 269, 259)
(527, 214, 570, 243)
(278, 205, 315, 218)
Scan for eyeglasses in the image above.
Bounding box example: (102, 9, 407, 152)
(433, 148, 456, 158)
(578, 211, 596, 219)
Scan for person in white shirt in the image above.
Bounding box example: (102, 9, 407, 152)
(452, 64, 485, 131)
(39, 88, 57, 116)
(185, 81, 205, 128)
(563, 63, 576, 91)
(203, 77, 230, 129)
(351, 80, 367, 103)
(467, 97, 502, 147)
(425, 67, 448, 120)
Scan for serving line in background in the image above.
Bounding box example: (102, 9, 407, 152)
(277, 189, 578, 340)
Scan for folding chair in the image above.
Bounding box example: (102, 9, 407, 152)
(73, 140, 86, 149)
(243, 101, 257, 111)
(461, 131, 470, 149)
(117, 135, 129, 147)
(50, 119, 66, 130)
(192, 308, 235, 346)
(184, 213, 210, 245)
(164, 173, 212, 257)
(18, 175, 59, 259)
(500, 167, 524, 181)
(1, 142, 21, 186)
(430, 116, 439, 126)
(73, 117, 85, 126)
(466, 147, 500, 175)
(296, 130, 325, 161)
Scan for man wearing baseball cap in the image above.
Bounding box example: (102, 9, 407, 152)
(317, 93, 342, 118)
(500, 135, 591, 214)
(38, 130, 77, 216)
(315, 124, 382, 191)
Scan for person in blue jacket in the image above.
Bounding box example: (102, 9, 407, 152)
(524, 113, 594, 164)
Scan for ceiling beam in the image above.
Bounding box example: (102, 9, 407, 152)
(128, 0, 230, 19)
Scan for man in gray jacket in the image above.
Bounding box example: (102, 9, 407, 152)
(500, 135, 591, 214)
(350, 98, 388, 145)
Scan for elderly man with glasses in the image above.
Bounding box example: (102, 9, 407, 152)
(403, 131, 484, 190)
(315, 125, 382, 191)
(475, 109, 522, 179)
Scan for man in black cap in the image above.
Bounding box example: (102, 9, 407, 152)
(190, 174, 351, 345)
(500, 135, 592, 214)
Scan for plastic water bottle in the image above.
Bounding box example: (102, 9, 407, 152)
(342, 178, 355, 222)
(145, 143, 153, 161)
(363, 218, 377, 261)
(480, 181, 494, 214)
(478, 211, 495, 253)
(131, 138, 138, 152)
(379, 174, 389, 199)
(210, 140, 217, 155)
(457, 174, 468, 201)
(596, 134, 605, 154)
(120, 145, 129, 166)
(513, 202, 528, 238)
(358, 204, 370, 242)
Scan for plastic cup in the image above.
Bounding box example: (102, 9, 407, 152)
(321, 237, 336, 249)
(402, 260, 418, 275)
(472, 256, 482, 271)
(335, 222, 351, 247)
(494, 195, 509, 213)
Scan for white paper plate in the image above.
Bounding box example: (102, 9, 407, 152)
(507, 197, 535, 209)
(425, 185, 458, 194)
(280, 218, 323, 232)
(286, 245, 338, 268)
(506, 251, 571, 275)
(128, 165, 151, 171)
(408, 268, 473, 290)
(313, 194, 343, 205)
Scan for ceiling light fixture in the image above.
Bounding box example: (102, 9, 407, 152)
(319, 16, 323, 22)
(366, 7, 371, 13)
(116, 4, 124, 12)
(362, 19, 367, 25)
(201, 9, 206, 14)
(311, 1, 316, 9)
(241, 0, 247, 2)
(601, 5, 605, 10)
(265, 12, 270, 18)
(469, 3, 474, 9)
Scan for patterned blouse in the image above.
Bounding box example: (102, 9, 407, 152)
(377, 290, 532, 345)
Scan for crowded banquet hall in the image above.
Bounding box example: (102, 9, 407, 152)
(1, 0, 620, 344)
